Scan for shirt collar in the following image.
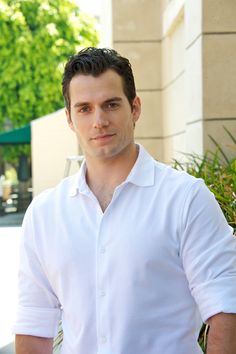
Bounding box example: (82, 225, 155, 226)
(68, 144, 155, 197)
(68, 159, 87, 197)
(125, 144, 155, 187)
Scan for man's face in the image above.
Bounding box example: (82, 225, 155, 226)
(66, 69, 141, 162)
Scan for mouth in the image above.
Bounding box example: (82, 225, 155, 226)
(91, 133, 116, 141)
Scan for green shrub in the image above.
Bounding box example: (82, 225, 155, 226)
(173, 153, 235, 231)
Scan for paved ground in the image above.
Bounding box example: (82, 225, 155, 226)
(0, 225, 21, 354)
(0, 213, 62, 354)
(0, 342, 15, 354)
(0, 213, 24, 354)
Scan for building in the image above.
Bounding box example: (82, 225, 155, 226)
(32, 0, 236, 195)
(102, 0, 236, 162)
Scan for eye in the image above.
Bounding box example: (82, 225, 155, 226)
(78, 105, 90, 113)
(105, 101, 120, 110)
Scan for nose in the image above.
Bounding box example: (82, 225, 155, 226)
(93, 107, 109, 129)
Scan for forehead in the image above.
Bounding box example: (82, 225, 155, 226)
(69, 69, 125, 103)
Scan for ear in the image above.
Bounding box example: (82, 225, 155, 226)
(65, 108, 75, 132)
(132, 96, 141, 123)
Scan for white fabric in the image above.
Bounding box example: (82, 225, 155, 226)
(13, 145, 236, 354)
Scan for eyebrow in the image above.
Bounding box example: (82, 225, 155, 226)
(73, 97, 122, 108)
(104, 97, 122, 104)
(73, 101, 90, 108)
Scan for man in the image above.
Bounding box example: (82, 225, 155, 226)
(13, 47, 236, 354)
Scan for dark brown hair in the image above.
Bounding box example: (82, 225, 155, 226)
(62, 47, 136, 111)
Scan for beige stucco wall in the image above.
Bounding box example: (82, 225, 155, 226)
(112, 0, 163, 161)
(31, 109, 78, 196)
(31, 0, 236, 195)
(186, 0, 236, 161)
(112, 0, 236, 162)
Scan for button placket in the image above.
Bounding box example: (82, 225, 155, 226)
(100, 335, 107, 344)
(100, 247, 106, 254)
(96, 191, 123, 350)
(96, 214, 110, 350)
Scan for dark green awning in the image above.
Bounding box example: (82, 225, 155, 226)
(0, 124, 31, 145)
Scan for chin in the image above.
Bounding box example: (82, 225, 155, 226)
(89, 147, 120, 160)
(85, 142, 132, 160)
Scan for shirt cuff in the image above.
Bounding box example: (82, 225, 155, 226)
(192, 276, 236, 323)
(12, 306, 61, 338)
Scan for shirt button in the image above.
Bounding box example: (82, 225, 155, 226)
(101, 335, 107, 343)
(100, 291, 106, 297)
(100, 247, 106, 254)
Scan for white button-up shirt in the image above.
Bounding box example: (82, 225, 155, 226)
(13, 145, 236, 354)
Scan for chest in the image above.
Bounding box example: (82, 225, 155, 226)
(90, 183, 115, 212)
(38, 186, 182, 293)
(96, 189, 114, 212)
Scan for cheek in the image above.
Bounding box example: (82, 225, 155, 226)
(71, 116, 82, 131)
(72, 120, 90, 140)
(124, 117, 135, 131)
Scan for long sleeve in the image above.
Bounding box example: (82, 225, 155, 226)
(12, 203, 62, 337)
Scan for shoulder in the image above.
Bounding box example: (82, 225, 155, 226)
(153, 159, 204, 194)
(152, 160, 218, 222)
(137, 145, 207, 204)
(28, 173, 78, 212)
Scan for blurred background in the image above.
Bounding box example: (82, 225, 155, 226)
(0, 1, 100, 352)
(0, 0, 235, 353)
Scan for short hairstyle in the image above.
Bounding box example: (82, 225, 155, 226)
(62, 47, 136, 111)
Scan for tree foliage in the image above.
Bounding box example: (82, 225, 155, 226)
(0, 0, 98, 162)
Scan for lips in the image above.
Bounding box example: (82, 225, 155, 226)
(91, 133, 115, 140)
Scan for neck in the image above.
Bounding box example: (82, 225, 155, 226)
(85, 144, 138, 211)
(86, 144, 138, 188)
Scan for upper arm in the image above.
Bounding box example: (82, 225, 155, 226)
(13, 205, 61, 338)
(15, 335, 53, 354)
(180, 181, 236, 322)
